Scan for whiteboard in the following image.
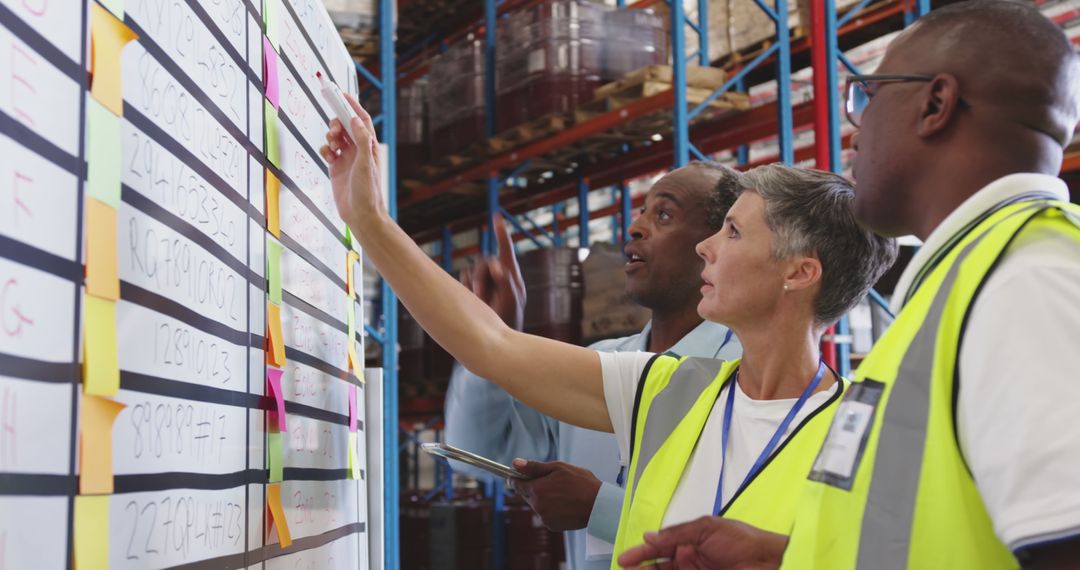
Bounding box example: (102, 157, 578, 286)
(0, 0, 377, 568)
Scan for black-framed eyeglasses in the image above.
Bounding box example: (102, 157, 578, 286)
(844, 74, 934, 127)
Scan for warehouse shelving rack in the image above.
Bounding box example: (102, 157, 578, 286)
(362, 0, 1004, 568)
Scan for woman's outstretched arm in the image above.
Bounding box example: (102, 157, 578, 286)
(319, 94, 612, 433)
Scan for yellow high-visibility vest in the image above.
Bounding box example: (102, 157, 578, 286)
(612, 354, 847, 568)
(783, 199, 1080, 569)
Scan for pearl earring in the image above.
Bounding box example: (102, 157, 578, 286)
(783, 284, 789, 291)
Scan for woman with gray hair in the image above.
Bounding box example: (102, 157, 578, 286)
(319, 103, 897, 563)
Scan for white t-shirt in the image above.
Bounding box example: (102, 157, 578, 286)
(599, 351, 841, 528)
(891, 173, 1080, 552)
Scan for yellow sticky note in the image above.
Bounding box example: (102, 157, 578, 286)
(348, 432, 361, 479)
(266, 302, 286, 367)
(83, 295, 119, 396)
(264, 101, 280, 166)
(85, 198, 119, 301)
(346, 250, 359, 298)
(90, 3, 138, 116)
(74, 495, 110, 570)
(86, 99, 122, 208)
(266, 169, 280, 238)
(80, 394, 126, 494)
(267, 482, 292, 547)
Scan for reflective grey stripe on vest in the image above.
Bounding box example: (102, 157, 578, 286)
(855, 203, 1046, 569)
(631, 357, 725, 504)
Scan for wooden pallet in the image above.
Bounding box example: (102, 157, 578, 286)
(486, 112, 571, 153)
(574, 65, 750, 124)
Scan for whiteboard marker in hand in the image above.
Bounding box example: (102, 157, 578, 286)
(317, 71, 358, 145)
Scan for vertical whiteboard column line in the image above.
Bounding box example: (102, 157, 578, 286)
(244, 9, 253, 568)
(66, 1, 93, 569)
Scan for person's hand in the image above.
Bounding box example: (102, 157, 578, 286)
(318, 93, 385, 231)
(616, 516, 787, 570)
(507, 459, 603, 532)
(459, 216, 526, 330)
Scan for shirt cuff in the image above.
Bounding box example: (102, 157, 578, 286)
(586, 481, 624, 544)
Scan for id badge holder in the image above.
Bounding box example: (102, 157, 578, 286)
(808, 379, 885, 490)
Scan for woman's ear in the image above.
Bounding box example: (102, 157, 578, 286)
(783, 255, 822, 293)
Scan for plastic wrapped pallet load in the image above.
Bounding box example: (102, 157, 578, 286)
(581, 242, 650, 343)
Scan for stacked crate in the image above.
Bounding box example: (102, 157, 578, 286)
(428, 37, 488, 158)
(495, 0, 608, 133)
(519, 247, 584, 345)
(399, 79, 429, 179)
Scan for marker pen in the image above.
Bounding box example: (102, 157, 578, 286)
(317, 71, 359, 144)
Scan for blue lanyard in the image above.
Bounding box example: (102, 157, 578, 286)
(712, 361, 827, 515)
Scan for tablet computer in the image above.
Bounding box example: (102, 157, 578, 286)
(421, 442, 531, 480)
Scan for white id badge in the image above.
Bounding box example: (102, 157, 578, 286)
(809, 379, 884, 490)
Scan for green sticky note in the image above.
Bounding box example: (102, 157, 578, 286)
(344, 226, 352, 248)
(264, 100, 280, 167)
(100, 0, 124, 18)
(267, 238, 282, 305)
(348, 432, 361, 480)
(264, 0, 279, 48)
(86, 99, 122, 208)
(268, 431, 284, 482)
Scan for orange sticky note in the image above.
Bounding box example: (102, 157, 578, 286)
(266, 169, 280, 238)
(267, 482, 292, 547)
(74, 495, 110, 570)
(83, 295, 119, 396)
(266, 302, 286, 367)
(346, 250, 359, 298)
(80, 394, 126, 494)
(90, 3, 138, 116)
(85, 198, 119, 300)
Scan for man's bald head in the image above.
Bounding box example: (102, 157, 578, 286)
(897, 0, 1080, 146)
(850, 0, 1080, 238)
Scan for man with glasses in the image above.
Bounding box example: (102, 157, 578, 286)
(617, 1, 1080, 568)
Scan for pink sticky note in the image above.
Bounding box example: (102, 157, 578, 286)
(263, 37, 280, 109)
(348, 384, 358, 432)
(267, 368, 287, 431)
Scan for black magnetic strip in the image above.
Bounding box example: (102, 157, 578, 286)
(277, 0, 334, 85)
(0, 472, 75, 496)
(113, 469, 266, 493)
(176, 0, 263, 90)
(284, 346, 350, 381)
(0, 107, 81, 177)
(121, 184, 253, 283)
(166, 521, 366, 570)
(283, 289, 346, 334)
(243, 0, 260, 24)
(283, 467, 350, 481)
(279, 51, 330, 125)
(120, 281, 250, 346)
(277, 106, 329, 178)
(0, 2, 83, 82)
(120, 369, 353, 427)
(279, 231, 347, 292)
(0, 233, 83, 283)
(123, 105, 261, 223)
(0, 353, 77, 384)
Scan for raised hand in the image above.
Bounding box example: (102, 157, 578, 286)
(508, 459, 603, 532)
(616, 516, 787, 570)
(318, 93, 384, 231)
(459, 216, 526, 330)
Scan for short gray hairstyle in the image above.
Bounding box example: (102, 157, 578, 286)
(739, 164, 898, 326)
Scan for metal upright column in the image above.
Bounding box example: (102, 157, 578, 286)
(484, 0, 498, 137)
(377, 0, 399, 567)
(670, 0, 690, 167)
(776, 0, 795, 164)
(441, 226, 453, 272)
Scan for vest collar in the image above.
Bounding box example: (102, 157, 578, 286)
(891, 173, 1069, 313)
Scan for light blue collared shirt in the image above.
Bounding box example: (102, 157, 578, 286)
(444, 320, 742, 570)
